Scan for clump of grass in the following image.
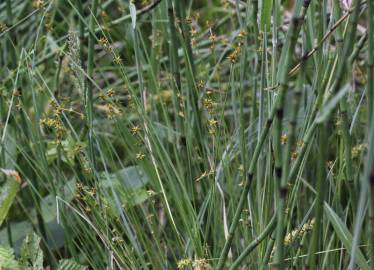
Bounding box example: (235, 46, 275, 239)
(0, 0, 373, 269)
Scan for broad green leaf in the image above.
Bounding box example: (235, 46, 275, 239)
(0, 175, 20, 227)
(0, 180, 75, 253)
(101, 166, 149, 189)
(0, 220, 65, 254)
(260, 0, 272, 32)
(324, 203, 369, 270)
(153, 122, 181, 144)
(100, 166, 152, 207)
(0, 246, 19, 270)
(0, 221, 33, 253)
(35, 179, 76, 223)
(19, 232, 43, 270)
(57, 259, 87, 270)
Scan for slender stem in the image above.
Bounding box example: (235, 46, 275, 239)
(369, 171, 374, 270)
(216, 2, 310, 268)
(289, 1, 363, 76)
(275, 60, 305, 269)
(216, 114, 273, 269)
(250, 0, 259, 128)
(329, 0, 362, 96)
(167, 0, 181, 90)
(261, 233, 275, 270)
(77, 0, 85, 72)
(308, 122, 327, 268)
(86, 0, 99, 171)
(174, 0, 195, 75)
(258, 32, 266, 140)
(273, 2, 309, 266)
(332, 0, 356, 209)
(230, 213, 277, 270)
(368, 0, 374, 127)
(5, 0, 17, 69)
(368, 0, 374, 268)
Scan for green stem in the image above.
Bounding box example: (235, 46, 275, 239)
(167, 0, 181, 90)
(216, 3, 310, 268)
(77, 0, 86, 71)
(261, 233, 275, 270)
(308, 122, 327, 268)
(250, 0, 259, 130)
(86, 0, 99, 171)
(368, 0, 374, 129)
(369, 171, 374, 270)
(230, 213, 277, 270)
(367, 0, 374, 267)
(273, 5, 309, 267)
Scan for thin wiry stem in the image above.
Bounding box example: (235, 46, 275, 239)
(367, 0, 374, 267)
(230, 213, 277, 270)
(308, 123, 327, 268)
(216, 2, 310, 268)
(77, 0, 85, 72)
(86, 0, 99, 171)
(368, 0, 374, 125)
(273, 1, 310, 268)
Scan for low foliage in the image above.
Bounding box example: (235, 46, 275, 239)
(0, 0, 373, 269)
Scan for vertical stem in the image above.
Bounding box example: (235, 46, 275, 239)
(258, 33, 266, 139)
(368, 0, 374, 123)
(174, 0, 204, 155)
(368, 0, 374, 268)
(273, 10, 306, 268)
(369, 171, 374, 270)
(167, 0, 183, 138)
(308, 122, 327, 268)
(174, 0, 195, 75)
(167, 0, 181, 90)
(261, 233, 275, 269)
(5, 0, 17, 69)
(333, 0, 356, 209)
(250, 0, 259, 130)
(330, 0, 361, 96)
(230, 213, 277, 269)
(216, 112, 272, 270)
(86, 0, 99, 171)
(216, 3, 310, 268)
(308, 2, 327, 267)
(339, 99, 355, 199)
(77, 0, 86, 71)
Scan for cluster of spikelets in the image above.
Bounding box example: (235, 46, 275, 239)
(284, 218, 315, 246)
(177, 258, 212, 269)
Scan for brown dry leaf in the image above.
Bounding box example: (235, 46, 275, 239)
(0, 168, 22, 184)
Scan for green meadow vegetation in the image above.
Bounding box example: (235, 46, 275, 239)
(0, 0, 373, 269)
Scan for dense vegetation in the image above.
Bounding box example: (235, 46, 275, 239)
(0, 0, 373, 269)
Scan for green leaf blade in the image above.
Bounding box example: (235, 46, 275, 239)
(260, 0, 272, 32)
(0, 176, 20, 227)
(324, 202, 369, 270)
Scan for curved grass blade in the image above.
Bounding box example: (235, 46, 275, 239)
(324, 202, 369, 270)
